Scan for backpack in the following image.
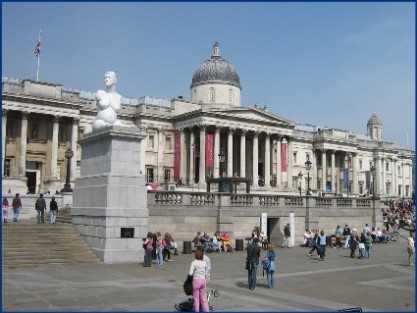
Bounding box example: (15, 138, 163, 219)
(262, 257, 271, 271)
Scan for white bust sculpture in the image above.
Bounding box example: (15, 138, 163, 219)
(93, 71, 123, 130)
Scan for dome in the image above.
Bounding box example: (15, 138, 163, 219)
(190, 42, 241, 90)
(367, 112, 383, 126)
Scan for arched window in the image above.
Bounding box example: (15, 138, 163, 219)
(209, 87, 215, 102)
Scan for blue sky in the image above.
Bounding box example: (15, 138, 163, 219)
(2, 2, 415, 149)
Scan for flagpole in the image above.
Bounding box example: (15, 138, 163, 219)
(37, 53, 40, 82)
(35, 29, 41, 81)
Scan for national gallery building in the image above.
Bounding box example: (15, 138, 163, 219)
(2, 43, 414, 198)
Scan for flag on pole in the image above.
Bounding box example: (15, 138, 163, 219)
(34, 31, 41, 57)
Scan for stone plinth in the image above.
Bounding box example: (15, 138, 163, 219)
(73, 125, 148, 263)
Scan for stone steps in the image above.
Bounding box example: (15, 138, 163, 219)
(2, 220, 101, 268)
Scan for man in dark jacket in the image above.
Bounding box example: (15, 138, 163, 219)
(49, 196, 59, 224)
(246, 237, 261, 290)
(35, 193, 46, 224)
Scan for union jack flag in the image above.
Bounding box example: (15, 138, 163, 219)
(34, 32, 41, 57)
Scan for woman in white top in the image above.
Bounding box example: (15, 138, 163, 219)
(407, 230, 415, 266)
(188, 246, 209, 312)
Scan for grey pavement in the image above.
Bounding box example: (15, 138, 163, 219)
(2, 237, 415, 312)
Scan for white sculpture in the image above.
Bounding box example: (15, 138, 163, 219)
(93, 71, 123, 130)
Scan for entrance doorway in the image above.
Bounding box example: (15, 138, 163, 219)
(260, 217, 280, 247)
(26, 171, 37, 194)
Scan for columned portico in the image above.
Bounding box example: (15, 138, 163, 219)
(331, 150, 336, 192)
(199, 126, 206, 186)
(321, 149, 327, 191)
(275, 137, 282, 187)
(214, 127, 220, 178)
(264, 133, 271, 188)
(19, 112, 29, 177)
(227, 128, 233, 177)
(240, 130, 246, 178)
(252, 132, 259, 186)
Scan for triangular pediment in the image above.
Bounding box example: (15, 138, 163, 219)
(208, 107, 295, 128)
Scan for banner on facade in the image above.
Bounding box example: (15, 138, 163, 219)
(281, 142, 287, 172)
(206, 132, 214, 175)
(365, 171, 371, 191)
(174, 132, 181, 181)
(343, 168, 349, 189)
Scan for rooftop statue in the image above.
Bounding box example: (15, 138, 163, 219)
(93, 71, 123, 130)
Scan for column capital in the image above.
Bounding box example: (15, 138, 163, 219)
(22, 112, 29, 119)
(73, 117, 80, 125)
(52, 115, 61, 123)
(2, 109, 8, 117)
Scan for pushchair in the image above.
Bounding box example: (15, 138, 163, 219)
(174, 289, 218, 312)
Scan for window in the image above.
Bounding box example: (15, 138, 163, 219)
(398, 185, 402, 196)
(405, 185, 409, 197)
(164, 168, 172, 182)
(359, 160, 362, 170)
(6, 121, 13, 138)
(165, 136, 172, 150)
(4, 159, 11, 177)
(386, 162, 389, 171)
(59, 126, 66, 143)
(386, 182, 390, 195)
(148, 135, 155, 149)
(398, 166, 401, 175)
(293, 152, 297, 164)
(209, 87, 215, 102)
(30, 124, 39, 139)
(146, 168, 154, 183)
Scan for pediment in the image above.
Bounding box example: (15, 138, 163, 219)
(209, 107, 295, 128)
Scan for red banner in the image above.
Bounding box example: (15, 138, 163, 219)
(281, 141, 287, 172)
(174, 132, 181, 181)
(206, 132, 214, 169)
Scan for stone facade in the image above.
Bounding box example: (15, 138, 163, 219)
(2, 43, 414, 199)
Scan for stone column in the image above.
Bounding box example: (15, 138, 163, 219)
(157, 127, 164, 184)
(214, 127, 220, 178)
(401, 161, 405, 197)
(393, 158, 397, 196)
(140, 126, 146, 177)
(381, 157, 386, 195)
(288, 137, 293, 188)
(240, 130, 246, 178)
(264, 133, 270, 188)
(379, 157, 384, 195)
(180, 129, 186, 182)
(352, 154, 357, 194)
(70, 118, 79, 181)
(19, 112, 29, 177)
(2, 109, 7, 175)
(189, 130, 195, 184)
(252, 132, 259, 186)
(227, 128, 233, 177)
(276, 138, 281, 187)
(199, 126, 206, 186)
(331, 150, 336, 193)
(312, 150, 317, 190)
(50, 116, 60, 180)
(321, 150, 327, 191)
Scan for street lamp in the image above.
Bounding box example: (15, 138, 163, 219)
(298, 171, 303, 195)
(218, 148, 226, 178)
(62, 148, 74, 192)
(305, 155, 312, 195)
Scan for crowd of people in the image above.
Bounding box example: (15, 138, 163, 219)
(382, 198, 415, 231)
(192, 231, 233, 253)
(142, 231, 179, 268)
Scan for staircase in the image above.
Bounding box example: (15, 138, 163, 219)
(2, 219, 101, 269)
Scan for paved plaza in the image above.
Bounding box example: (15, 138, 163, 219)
(2, 236, 415, 312)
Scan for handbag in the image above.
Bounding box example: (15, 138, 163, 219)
(183, 275, 193, 296)
(245, 258, 252, 271)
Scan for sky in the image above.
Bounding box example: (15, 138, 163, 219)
(2, 2, 415, 149)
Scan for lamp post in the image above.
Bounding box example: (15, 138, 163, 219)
(298, 171, 303, 195)
(370, 165, 376, 227)
(305, 155, 312, 195)
(218, 148, 226, 178)
(62, 148, 74, 192)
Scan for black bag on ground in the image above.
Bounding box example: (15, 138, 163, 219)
(183, 275, 193, 296)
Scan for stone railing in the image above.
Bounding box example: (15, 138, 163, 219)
(148, 191, 376, 210)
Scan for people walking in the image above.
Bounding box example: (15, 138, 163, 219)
(282, 223, 292, 248)
(155, 232, 164, 267)
(246, 237, 261, 290)
(343, 224, 351, 248)
(318, 229, 327, 261)
(265, 245, 277, 288)
(35, 193, 47, 224)
(143, 232, 154, 267)
(307, 229, 320, 257)
(349, 229, 359, 258)
(49, 196, 58, 224)
(188, 245, 209, 312)
(364, 231, 373, 258)
(12, 193, 22, 222)
(2, 197, 10, 223)
(407, 230, 415, 266)
(334, 225, 343, 248)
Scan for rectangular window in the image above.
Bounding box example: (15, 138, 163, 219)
(30, 124, 39, 139)
(398, 166, 401, 175)
(165, 136, 172, 150)
(148, 135, 155, 149)
(386, 162, 389, 171)
(4, 159, 11, 177)
(146, 168, 154, 183)
(164, 168, 172, 182)
(6, 121, 13, 138)
(293, 152, 297, 164)
(398, 185, 402, 196)
(406, 185, 409, 197)
(359, 160, 363, 170)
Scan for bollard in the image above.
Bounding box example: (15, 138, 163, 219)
(235, 239, 244, 251)
(183, 241, 192, 254)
